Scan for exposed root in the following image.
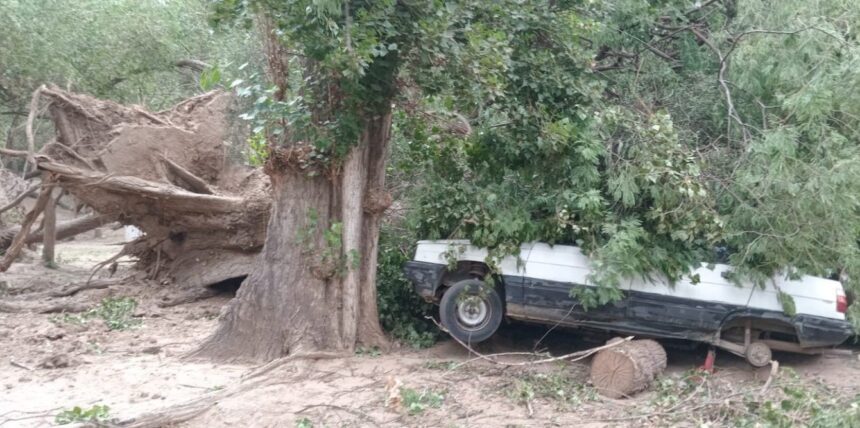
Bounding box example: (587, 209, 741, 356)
(156, 288, 219, 308)
(0, 300, 89, 314)
(1, 87, 271, 283)
(118, 400, 215, 428)
(86, 248, 129, 285)
(48, 278, 122, 298)
(118, 352, 346, 427)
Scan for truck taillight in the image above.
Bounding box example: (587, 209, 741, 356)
(836, 294, 848, 314)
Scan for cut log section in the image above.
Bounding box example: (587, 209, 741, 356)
(590, 338, 667, 398)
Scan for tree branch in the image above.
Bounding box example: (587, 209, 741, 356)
(160, 155, 214, 195)
(0, 183, 39, 215)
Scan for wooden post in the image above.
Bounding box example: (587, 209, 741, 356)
(42, 188, 60, 266)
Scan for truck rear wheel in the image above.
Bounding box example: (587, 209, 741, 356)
(745, 341, 772, 367)
(439, 279, 502, 344)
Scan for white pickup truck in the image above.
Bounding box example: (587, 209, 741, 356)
(404, 240, 854, 367)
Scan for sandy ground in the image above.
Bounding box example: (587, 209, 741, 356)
(1, 227, 858, 427)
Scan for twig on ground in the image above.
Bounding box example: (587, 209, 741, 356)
(10, 360, 34, 371)
(296, 403, 378, 424)
(759, 360, 779, 395)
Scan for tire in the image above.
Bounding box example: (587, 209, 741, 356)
(745, 341, 772, 367)
(439, 279, 503, 344)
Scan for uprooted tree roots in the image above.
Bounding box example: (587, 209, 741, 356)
(0, 86, 271, 291)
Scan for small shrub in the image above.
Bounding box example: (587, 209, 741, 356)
(400, 387, 444, 415)
(55, 404, 110, 425)
(376, 233, 440, 348)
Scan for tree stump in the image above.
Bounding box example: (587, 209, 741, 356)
(590, 338, 667, 398)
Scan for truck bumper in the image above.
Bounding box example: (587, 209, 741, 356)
(403, 261, 447, 302)
(795, 315, 855, 348)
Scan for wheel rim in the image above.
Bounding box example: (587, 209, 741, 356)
(456, 295, 490, 331)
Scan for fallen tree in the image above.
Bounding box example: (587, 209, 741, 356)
(0, 86, 271, 290)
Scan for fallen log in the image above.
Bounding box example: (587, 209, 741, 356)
(590, 338, 667, 398)
(0, 213, 115, 251)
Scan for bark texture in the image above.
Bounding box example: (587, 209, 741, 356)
(590, 339, 667, 398)
(196, 112, 392, 362)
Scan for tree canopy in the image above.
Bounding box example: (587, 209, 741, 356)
(391, 0, 860, 319)
(2, 0, 858, 332)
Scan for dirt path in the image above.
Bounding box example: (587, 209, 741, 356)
(1, 230, 858, 427)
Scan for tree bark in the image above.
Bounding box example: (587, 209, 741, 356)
(194, 168, 343, 361)
(196, 111, 393, 361)
(356, 113, 393, 348)
(41, 188, 59, 264)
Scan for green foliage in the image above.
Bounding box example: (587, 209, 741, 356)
(777, 291, 798, 317)
(199, 65, 223, 91)
(210, 0, 433, 163)
(510, 369, 598, 409)
(736, 370, 860, 427)
(55, 404, 111, 425)
(94, 297, 141, 330)
(404, 1, 720, 302)
(391, 0, 860, 320)
(295, 417, 314, 428)
(573, 0, 860, 317)
(638, 369, 860, 426)
(51, 297, 140, 331)
(0, 0, 258, 109)
(375, 232, 440, 348)
(0, 0, 262, 176)
(245, 131, 269, 166)
(399, 387, 444, 415)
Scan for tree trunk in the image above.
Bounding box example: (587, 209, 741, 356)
(41, 188, 59, 264)
(356, 114, 393, 347)
(194, 169, 342, 361)
(590, 339, 667, 398)
(195, 113, 392, 362)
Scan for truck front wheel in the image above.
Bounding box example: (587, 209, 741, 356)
(439, 279, 503, 344)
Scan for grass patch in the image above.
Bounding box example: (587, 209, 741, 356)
(400, 387, 445, 415)
(55, 404, 110, 425)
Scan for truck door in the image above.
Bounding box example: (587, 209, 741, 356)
(625, 264, 752, 334)
(520, 243, 629, 323)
